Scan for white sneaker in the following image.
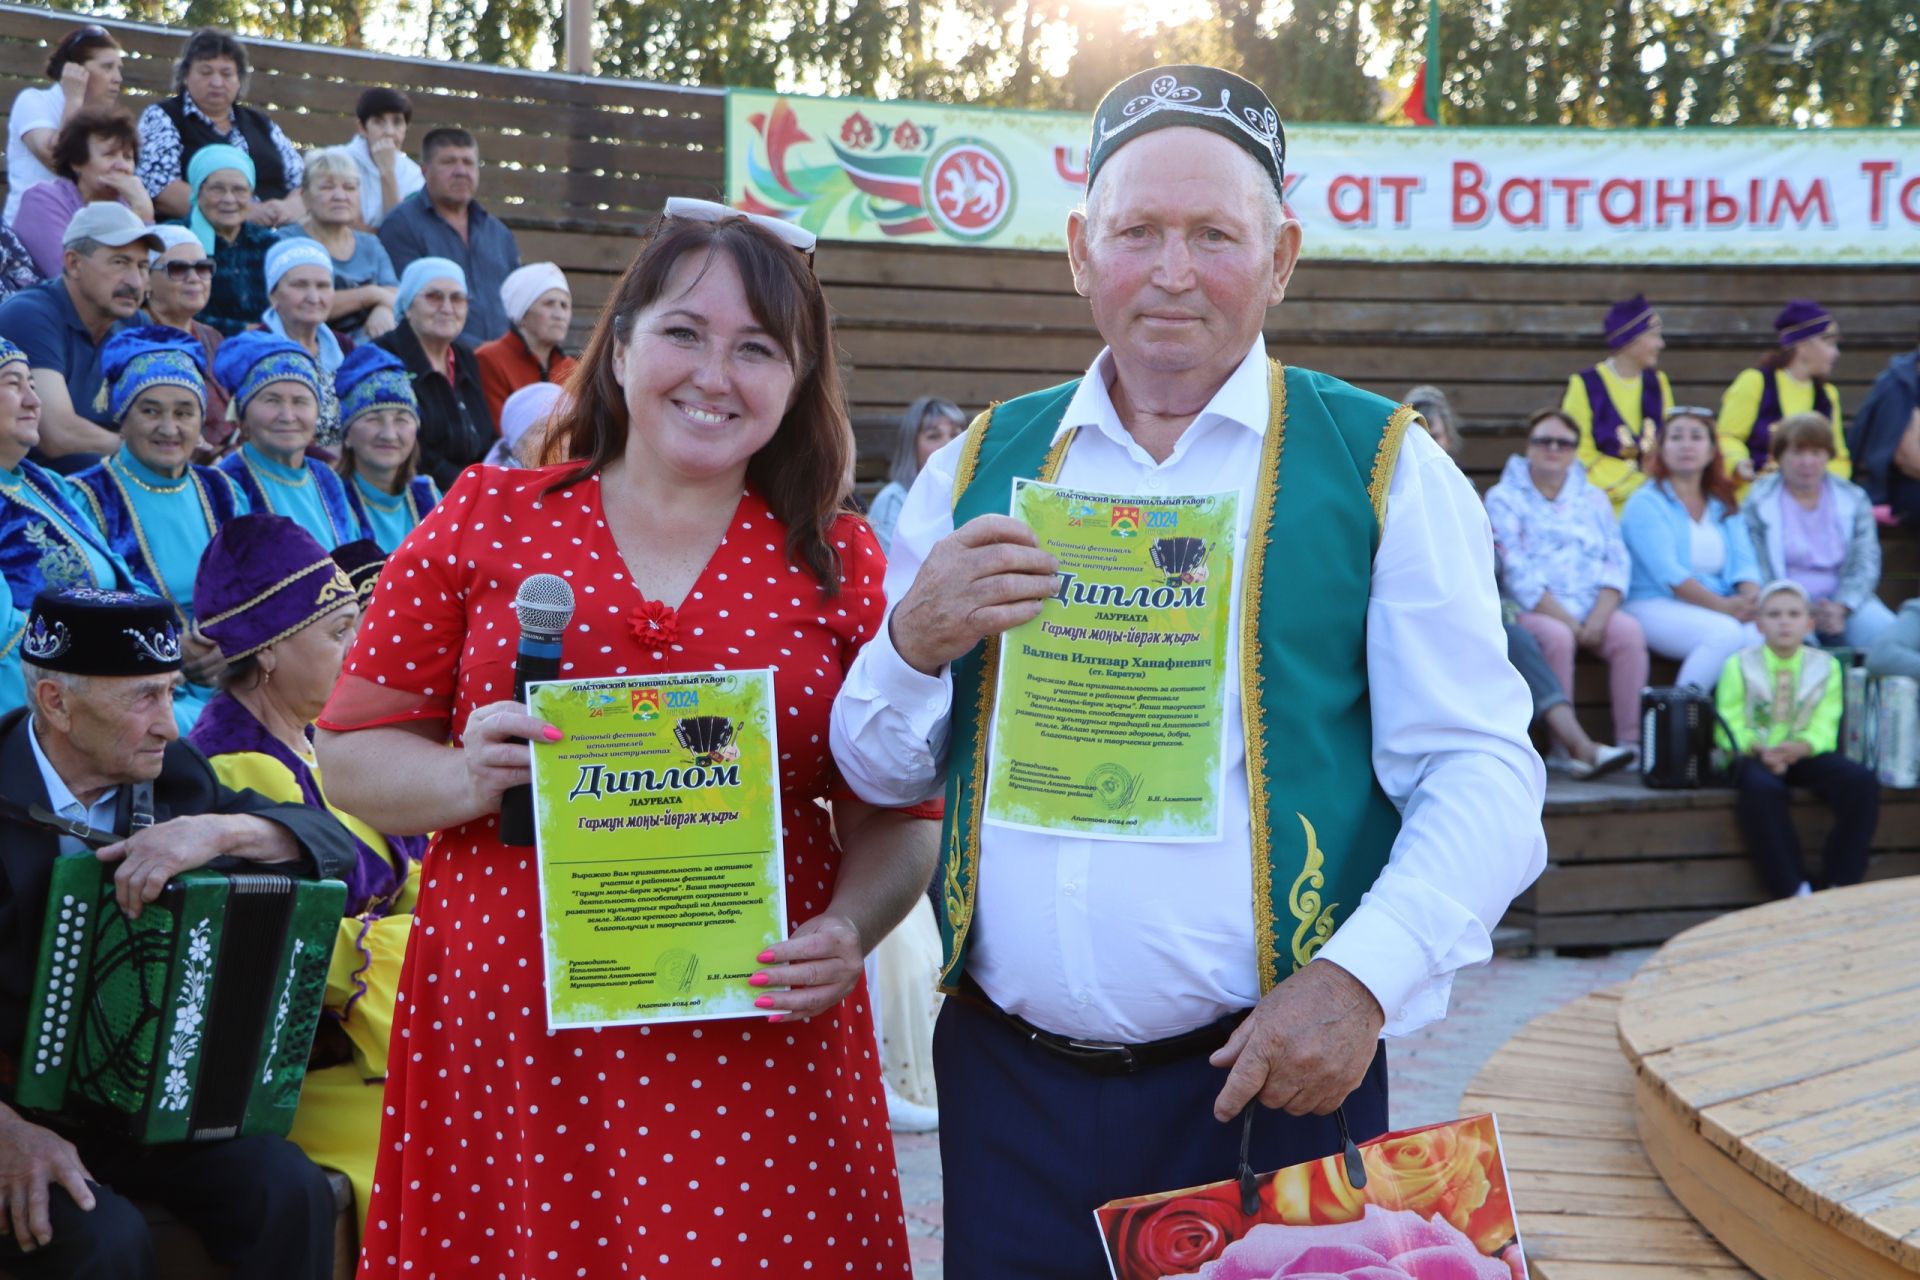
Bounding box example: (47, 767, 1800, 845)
(884, 1084, 939, 1133)
(1794, 882, 1814, 898)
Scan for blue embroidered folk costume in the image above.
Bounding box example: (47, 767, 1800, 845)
(334, 345, 440, 552)
(0, 338, 135, 715)
(73, 327, 250, 731)
(211, 331, 368, 550)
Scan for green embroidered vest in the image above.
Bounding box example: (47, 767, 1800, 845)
(937, 361, 1414, 996)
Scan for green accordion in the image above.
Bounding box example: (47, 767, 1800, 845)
(15, 857, 345, 1143)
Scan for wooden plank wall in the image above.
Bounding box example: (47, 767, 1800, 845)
(4, 4, 1917, 498)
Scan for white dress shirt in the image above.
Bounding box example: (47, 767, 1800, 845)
(27, 716, 119, 857)
(830, 338, 1546, 1042)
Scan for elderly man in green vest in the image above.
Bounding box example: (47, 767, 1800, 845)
(831, 64, 1546, 1277)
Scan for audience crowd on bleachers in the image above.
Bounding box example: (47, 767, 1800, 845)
(1, 19, 1919, 1273)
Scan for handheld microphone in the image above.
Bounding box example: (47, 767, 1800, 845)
(499, 573, 576, 847)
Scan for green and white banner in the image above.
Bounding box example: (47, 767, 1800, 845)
(726, 88, 1914, 264)
(984, 480, 1238, 842)
(529, 669, 785, 1029)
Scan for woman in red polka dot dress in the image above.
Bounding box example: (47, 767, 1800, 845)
(313, 208, 934, 1277)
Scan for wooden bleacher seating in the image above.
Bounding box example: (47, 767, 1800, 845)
(1460, 985, 1755, 1279)
(1617, 879, 1920, 1278)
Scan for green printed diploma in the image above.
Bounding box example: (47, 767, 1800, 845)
(984, 480, 1239, 841)
(528, 669, 786, 1029)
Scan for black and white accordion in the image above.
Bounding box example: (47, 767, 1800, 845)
(1639, 686, 1721, 789)
(14, 857, 344, 1143)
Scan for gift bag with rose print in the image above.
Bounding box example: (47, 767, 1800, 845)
(1095, 1113, 1528, 1280)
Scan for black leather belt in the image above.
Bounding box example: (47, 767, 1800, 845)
(950, 978, 1249, 1077)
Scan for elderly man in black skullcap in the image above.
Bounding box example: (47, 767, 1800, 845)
(0, 588, 353, 1280)
(830, 65, 1547, 1272)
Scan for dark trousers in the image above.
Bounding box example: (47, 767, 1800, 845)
(935, 993, 1389, 1279)
(0, 1132, 333, 1280)
(1733, 752, 1880, 899)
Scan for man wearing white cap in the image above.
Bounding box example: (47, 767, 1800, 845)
(474, 261, 573, 424)
(0, 202, 159, 464)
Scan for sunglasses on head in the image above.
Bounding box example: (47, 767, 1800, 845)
(659, 197, 818, 268)
(152, 259, 215, 281)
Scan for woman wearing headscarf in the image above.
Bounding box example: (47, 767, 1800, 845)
(372, 257, 491, 489)
(213, 330, 368, 548)
(867, 396, 964, 554)
(72, 326, 248, 730)
(335, 345, 438, 551)
(182, 143, 276, 337)
(187, 515, 423, 1239)
(0, 336, 133, 714)
(475, 261, 575, 424)
(1560, 294, 1675, 513)
(1718, 300, 1848, 487)
(260, 236, 345, 444)
(485, 379, 564, 467)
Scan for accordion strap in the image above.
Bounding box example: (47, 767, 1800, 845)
(129, 780, 155, 833)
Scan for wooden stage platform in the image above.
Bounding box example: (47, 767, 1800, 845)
(1618, 879, 1920, 1279)
(1507, 773, 1919, 953)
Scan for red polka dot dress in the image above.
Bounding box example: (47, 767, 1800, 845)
(322, 465, 913, 1278)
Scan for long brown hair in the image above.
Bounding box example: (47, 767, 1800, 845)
(1644, 410, 1739, 512)
(540, 217, 852, 596)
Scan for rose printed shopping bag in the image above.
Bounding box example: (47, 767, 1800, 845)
(1095, 1113, 1527, 1280)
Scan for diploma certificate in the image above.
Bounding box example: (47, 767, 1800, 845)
(983, 480, 1239, 841)
(528, 669, 786, 1029)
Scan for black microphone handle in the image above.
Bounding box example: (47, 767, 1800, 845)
(498, 640, 565, 847)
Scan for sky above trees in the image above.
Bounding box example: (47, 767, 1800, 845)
(52, 0, 1918, 125)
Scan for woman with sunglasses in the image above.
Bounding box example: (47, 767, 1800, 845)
(1486, 408, 1648, 752)
(1621, 406, 1763, 690)
(141, 225, 232, 445)
(315, 200, 928, 1276)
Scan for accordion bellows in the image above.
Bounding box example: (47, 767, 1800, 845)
(17, 858, 345, 1143)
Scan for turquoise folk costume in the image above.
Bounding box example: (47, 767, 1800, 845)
(211, 331, 368, 550)
(333, 345, 440, 552)
(0, 338, 136, 714)
(937, 361, 1416, 995)
(72, 327, 250, 731)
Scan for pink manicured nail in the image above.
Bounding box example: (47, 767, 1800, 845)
(767, 1014, 785, 1024)
(541, 726, 564, 742)
(757, 950, 777, 964)
(748, 973, 770, 987)
(754, 995, 775, 1009)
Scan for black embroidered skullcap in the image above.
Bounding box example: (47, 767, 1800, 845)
(22, 588, 182, 677)
(1087, 65, 1286, 200)
(330, 538, 388, 608)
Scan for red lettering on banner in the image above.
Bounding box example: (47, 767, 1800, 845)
(1599, 178, 1644, 227)
(1452, 162, 1489, 226)
(1768, 179, 1831, 227)
(1497, 178, 1544, 227)
(1053, 145, 1088, 186)
(1549, 177, 1592, 226)
(1902, 177, 1920, 224)
(1654, 179, 1695, 227)
(1379, 175, 1420, 226)
(1705, 179, 1743, 227)
(1328, 174, 1373, 225)
(1281, 172, 1306, 221)
(1861, 161, 1896, 225)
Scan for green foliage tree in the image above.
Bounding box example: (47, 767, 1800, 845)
(38, 0, 1919, 125)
